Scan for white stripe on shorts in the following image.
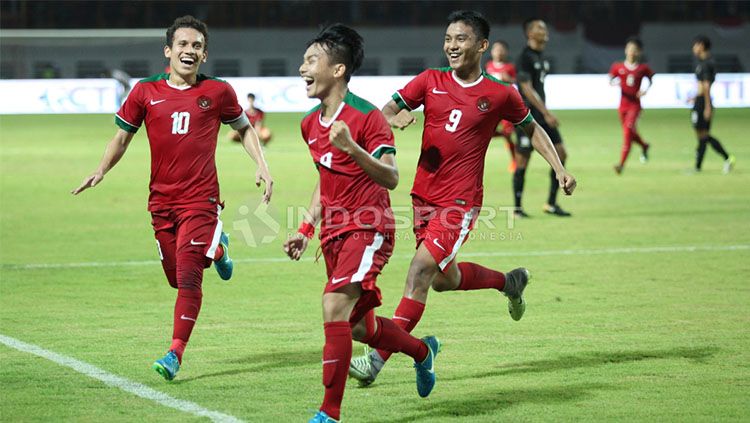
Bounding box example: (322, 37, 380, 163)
(351, 233, 385, 283)
(438, 209, 474, 271)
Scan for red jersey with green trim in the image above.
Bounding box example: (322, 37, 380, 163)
(393, 68, 532, 209)
(116, 73, 247, 211)
(301, 91, 396, 242)
(608, 62, 654, 109)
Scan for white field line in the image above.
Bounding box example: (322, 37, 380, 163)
(2, 244, 749, 271)
(0, 334, 244, 423)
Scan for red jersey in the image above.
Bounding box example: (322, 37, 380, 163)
(485, 61, 517, 82)
(608, 62, 654, 109)
(393, 68, 531, 209)
(301, 91, 396, 242)
(245, 108, 265, 127)
(116, 73, 248, 211)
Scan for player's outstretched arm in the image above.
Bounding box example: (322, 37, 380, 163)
(71, 129, 134, 195)
(328, 121, 399, 190)
(283, 180, 321, 261)
(518, 81, 558, 127)
(238, 124, 273, 204)
(523, 121, 576, 195)
(382, 99, 417, 130)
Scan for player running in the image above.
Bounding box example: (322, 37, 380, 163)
(609, 37, 654, 175)
(283, 24, 440, 423)
(349, 10, 576, 387)
(513, 18, 572, 217)
(690, 35, 735, 173)
(228, 92, 273, 146)
(485, 40, 518, 173)
(72, 16, 273, 381)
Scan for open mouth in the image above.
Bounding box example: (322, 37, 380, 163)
(448, 52, 461, 61)
(302, 76, 314, 87)
(180, 56, 196, 66)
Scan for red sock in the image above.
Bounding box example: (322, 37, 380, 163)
(367, 317, 428, 362)
(320, 322, 351, 421)
(376, 297, 425, 362)
(620, 136, 633, 167)
(456, 262, 506, 291)
(171, 288, 202, 364)
(632, 130, 646, 148)
(213, 244, 224, 261)
(169, 339, 187, 363)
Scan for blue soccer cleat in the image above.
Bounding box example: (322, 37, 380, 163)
(152, 350, 180, 381)
(309, 410, 339, 423)
(414, 336, 441, 398)
(214, 232, 233, 281)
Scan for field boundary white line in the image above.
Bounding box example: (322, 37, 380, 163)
(2, 244, 749, 271)
(0, 334, 244, 423)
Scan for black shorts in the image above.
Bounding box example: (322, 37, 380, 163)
(691, 97, 711, 131)
(515, 107, 564, 154)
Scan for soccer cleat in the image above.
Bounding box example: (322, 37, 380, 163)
(723, 155, 735, 174)
(414, 336, 441, 398)
(214, 232, 233, 281)
(309, 411, 339, 423)
(613, 164, 624, 175)
(543, 204, 572, 217)
(640, 144, 650, 163)
(349, 347, 378, 387)
(152, 350, 180, 381)
(503, 268, 531, 321)
(514, 208, 530, 218)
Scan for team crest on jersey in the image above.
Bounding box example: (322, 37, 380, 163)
(197, 96, 212, 110)
(476, 97, 491, 112)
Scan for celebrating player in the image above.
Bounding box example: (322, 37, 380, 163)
(485, 40, 518, 173)
(513, 18, 571, 217)
(72, 16, 273, 381)
(228, 92, 273, 146)
(690, 35, 735, 173)
(609, 37, 654, 174)
(283, 24, 440, 423)
(349, 10, 576, 387)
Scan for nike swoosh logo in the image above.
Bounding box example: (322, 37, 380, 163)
(322, 359, 339, 365)
(331, 276, 348, 284)
(190, 239, 206, 245)
(432, 238, 446, 251)
(180, 314, 196, 322)
(150, 99, 166, 105)
(432, 88, 448, 94)
(307, 138, 318, 145)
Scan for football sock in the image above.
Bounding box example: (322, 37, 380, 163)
(456, 262, 506, 291)
(213, 244, 224, 261)
(169, 339, 187, 364)
(708, 136, 729, 160)
(513, 167, 526, 208)
(172, 288, 202, 363)
(696, 137, 709, 169)
(376, 297, 425, 362)
(320, 322, 351, 421)
(548, 160, 564, 205)
(619, 138, 632, 167)
(366, 317, 428, 362)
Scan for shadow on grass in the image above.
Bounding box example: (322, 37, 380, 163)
(175, 348, 320, 383)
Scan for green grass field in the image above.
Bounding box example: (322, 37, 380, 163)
(1, 108, 749, 422)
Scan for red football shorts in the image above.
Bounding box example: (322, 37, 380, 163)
(322, 230, 393, 324)
(619, 106, 641, 130)
(412, 196, 478, 273)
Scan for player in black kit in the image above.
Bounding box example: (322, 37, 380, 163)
(513, 18, 571, 217)
(691, 35, 734, 174)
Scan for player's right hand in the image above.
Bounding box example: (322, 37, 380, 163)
(557, 171, 577, 195)
(71, 172, 104, 195)
(256, 167, 273, 204)
(283, 233, 309, 261)
(389, 109, 417, 130)
(544, 112, 559, 128)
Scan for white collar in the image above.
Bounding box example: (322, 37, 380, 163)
(166, 79, 194, 91)
(451, 70, 484, 88)
(318, 100, 345, 128)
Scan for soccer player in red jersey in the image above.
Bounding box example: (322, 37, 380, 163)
(608, 37, 654, 174)
(349, 10, 576, 386)
(228, 92, 273, 146)
(283, 24, 440, 423)
(485, 40, 518, 172)
(72, 16, 273, 381)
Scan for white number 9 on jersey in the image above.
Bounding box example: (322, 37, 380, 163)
(319, 152, 333, 169)
(445, 109, 462, 132)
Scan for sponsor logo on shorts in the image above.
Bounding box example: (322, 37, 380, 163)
(432, 238, 446, 252)
(190, 239, 207, 246)
(331, 276, 349, 284)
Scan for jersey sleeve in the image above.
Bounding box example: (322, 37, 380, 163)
(644, 64, 655, 79)
(516, 51, 533, 84)
(220, 83, 249, 130)
(392, 70, 429, 111)
(608, 63, 618, 78)
(115, 82, 145, 133)
(363, 110, 396, 159)
(507, 64, 518, 80)
(503, 87, 533, 128)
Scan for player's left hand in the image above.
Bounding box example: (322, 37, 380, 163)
(283, 233, 309, 261)
(703, 107, 712, 121)
(557, 171, 577, 195)
(329, 121, 355, 154)
(256, 167, 273, 204)
(636, 90, 647, 99)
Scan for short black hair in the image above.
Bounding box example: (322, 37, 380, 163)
(522, 17, 544, 35)
(693, 34, 711, 50)
(626, 36, 643, 49)
(447, 10, 490, 41)
(247, 93, 256, 99)
(493, 40, 509, 49)
(166, 15, 209, 50)
(306, 23, 364, 82)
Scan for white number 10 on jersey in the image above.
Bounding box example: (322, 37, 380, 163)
(171, 112, 190, 134)
(445, 109, 462, 132)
